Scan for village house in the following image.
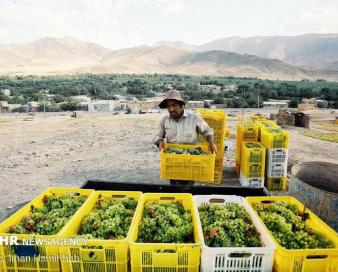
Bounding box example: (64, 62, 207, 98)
(186, 101, 205, 109)
(70, 95, 91, 103)
(0, 89, 11, 96)
(128, 97, 162, 112)
(27, 101, 40, 112)
(200, 84, 222, 93)
(0, 101, 9, 112)
(85, 100, 118, 112)
(263, 101, 288, 110)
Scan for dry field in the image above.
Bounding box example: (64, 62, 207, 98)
(0, 109, 337, 214)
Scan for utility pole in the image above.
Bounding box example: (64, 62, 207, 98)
(242, 86, 246, 116)
(43, 95, 46, 118)
(41, 89, 48, 118)
(257, 92, 260, 109)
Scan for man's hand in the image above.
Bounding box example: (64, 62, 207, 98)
(209, 142, 217, 153)
(206, 135, 217, 153)
(155, 139, 165, 151)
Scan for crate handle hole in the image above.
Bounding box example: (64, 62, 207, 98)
(261, 200, 274, 204)
(154, 249, 177, 254)
(111, 195, 127, 198)
(209, 198, 225, 203)
(160, 197, 176, 201)
(229, 253, 252, 258)
(306, 255, 328, 259)
(68, 192, 81, 196)
(80, 246, 104, 251)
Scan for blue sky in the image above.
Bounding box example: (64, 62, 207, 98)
(1, 0, 338, 49)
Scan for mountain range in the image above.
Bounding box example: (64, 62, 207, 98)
(1, 34, 338, 81)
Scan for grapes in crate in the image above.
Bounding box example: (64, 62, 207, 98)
(78, 195, 138, 240)
(252, 201, 334, 249)
(166, 147, 208, 155)
(8, 194, 86, 235)
(198, 203, 262, 247)
(137, 201, 194, 243)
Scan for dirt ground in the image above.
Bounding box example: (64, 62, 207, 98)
(0, 109, 337, 215)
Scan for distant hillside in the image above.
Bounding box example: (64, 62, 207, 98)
(73, 46, 189, 74)
(196, 34, 338, 70)
(153, 41, 196, 51)
(169, 50, 338, 81)
(0, 36, 112, 73)
(1, 36, 338, 81)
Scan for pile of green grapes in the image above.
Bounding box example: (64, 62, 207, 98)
(198, 203, 262, 247)
(166, 147, 208, 155)
(137, 201, 194, 243)
(8, 194, 86, 235)
(79, 195, 138, 240)
(253, 201, 334, 249)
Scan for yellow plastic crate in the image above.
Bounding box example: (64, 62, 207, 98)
(198, 112, 226, 148)
(236, 121, 258, 165)
(240, 141, 265, 178)
(59, 191, 142, 272)
(257, 119, 279, 128)
(197, 108, 225, 116)
(129, 193, 201, 272)
(235, 161, 240, 176)
(224, 128, 231, 138)
(236, 121, 259, 141)
(236, 139, 256, 164)
(265, 177, 287, 191)
(257, 120, 280, 140)
(261, 127, 289, 148)
(213, 158, 224, 184)
(249, 115, 266, 122)
(240, 142, 266, 164)
(240, 163, 265, 178)
(197, 108, 226, 129)
(235, 139, 242, 164)
(245, 196, 338, 272)
(198, 130, 225, 146)
(199, 131, 225, 159)
(0, 188, 94, 272)
(160, 143, 215, 183)
(214, 170, 223, 184)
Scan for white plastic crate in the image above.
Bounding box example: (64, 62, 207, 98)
(193, 195, 275, 272)
(266, 161, 287, 177)
(267, 148, 288, 164)
(239, 171, 264, 188)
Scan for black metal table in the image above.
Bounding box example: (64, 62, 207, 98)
(0, 180, 269, 222)
(81, 179, 270, 196)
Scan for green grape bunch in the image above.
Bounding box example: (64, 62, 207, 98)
(166, 147, 208, 155)
(78, 195, 138, 240)
(8, 194, 87, 235)
(137, 201, 194, 243)
(252, 201, 334, 249)
(198, 203, 262, 248)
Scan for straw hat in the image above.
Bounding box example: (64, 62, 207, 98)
(159, 90, 185, 108)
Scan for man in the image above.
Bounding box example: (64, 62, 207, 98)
(154, 90, 217, 185)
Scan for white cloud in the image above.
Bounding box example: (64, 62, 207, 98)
(298, 6, 338, 33)
(162, 0, 185, 14)
(0, 0, 338, 49)
(0, 0, 122, 45)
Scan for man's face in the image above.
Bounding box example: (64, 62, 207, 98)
(166, 100, 183, 119)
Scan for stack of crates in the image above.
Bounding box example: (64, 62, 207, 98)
(261, 127, 289, 191)
(248, 115, 265, 122)
(239, 142, 266, 187)
(197, 109, 226, 184)
(256, 119, 280, 141)
(236, 121, 259, 175)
